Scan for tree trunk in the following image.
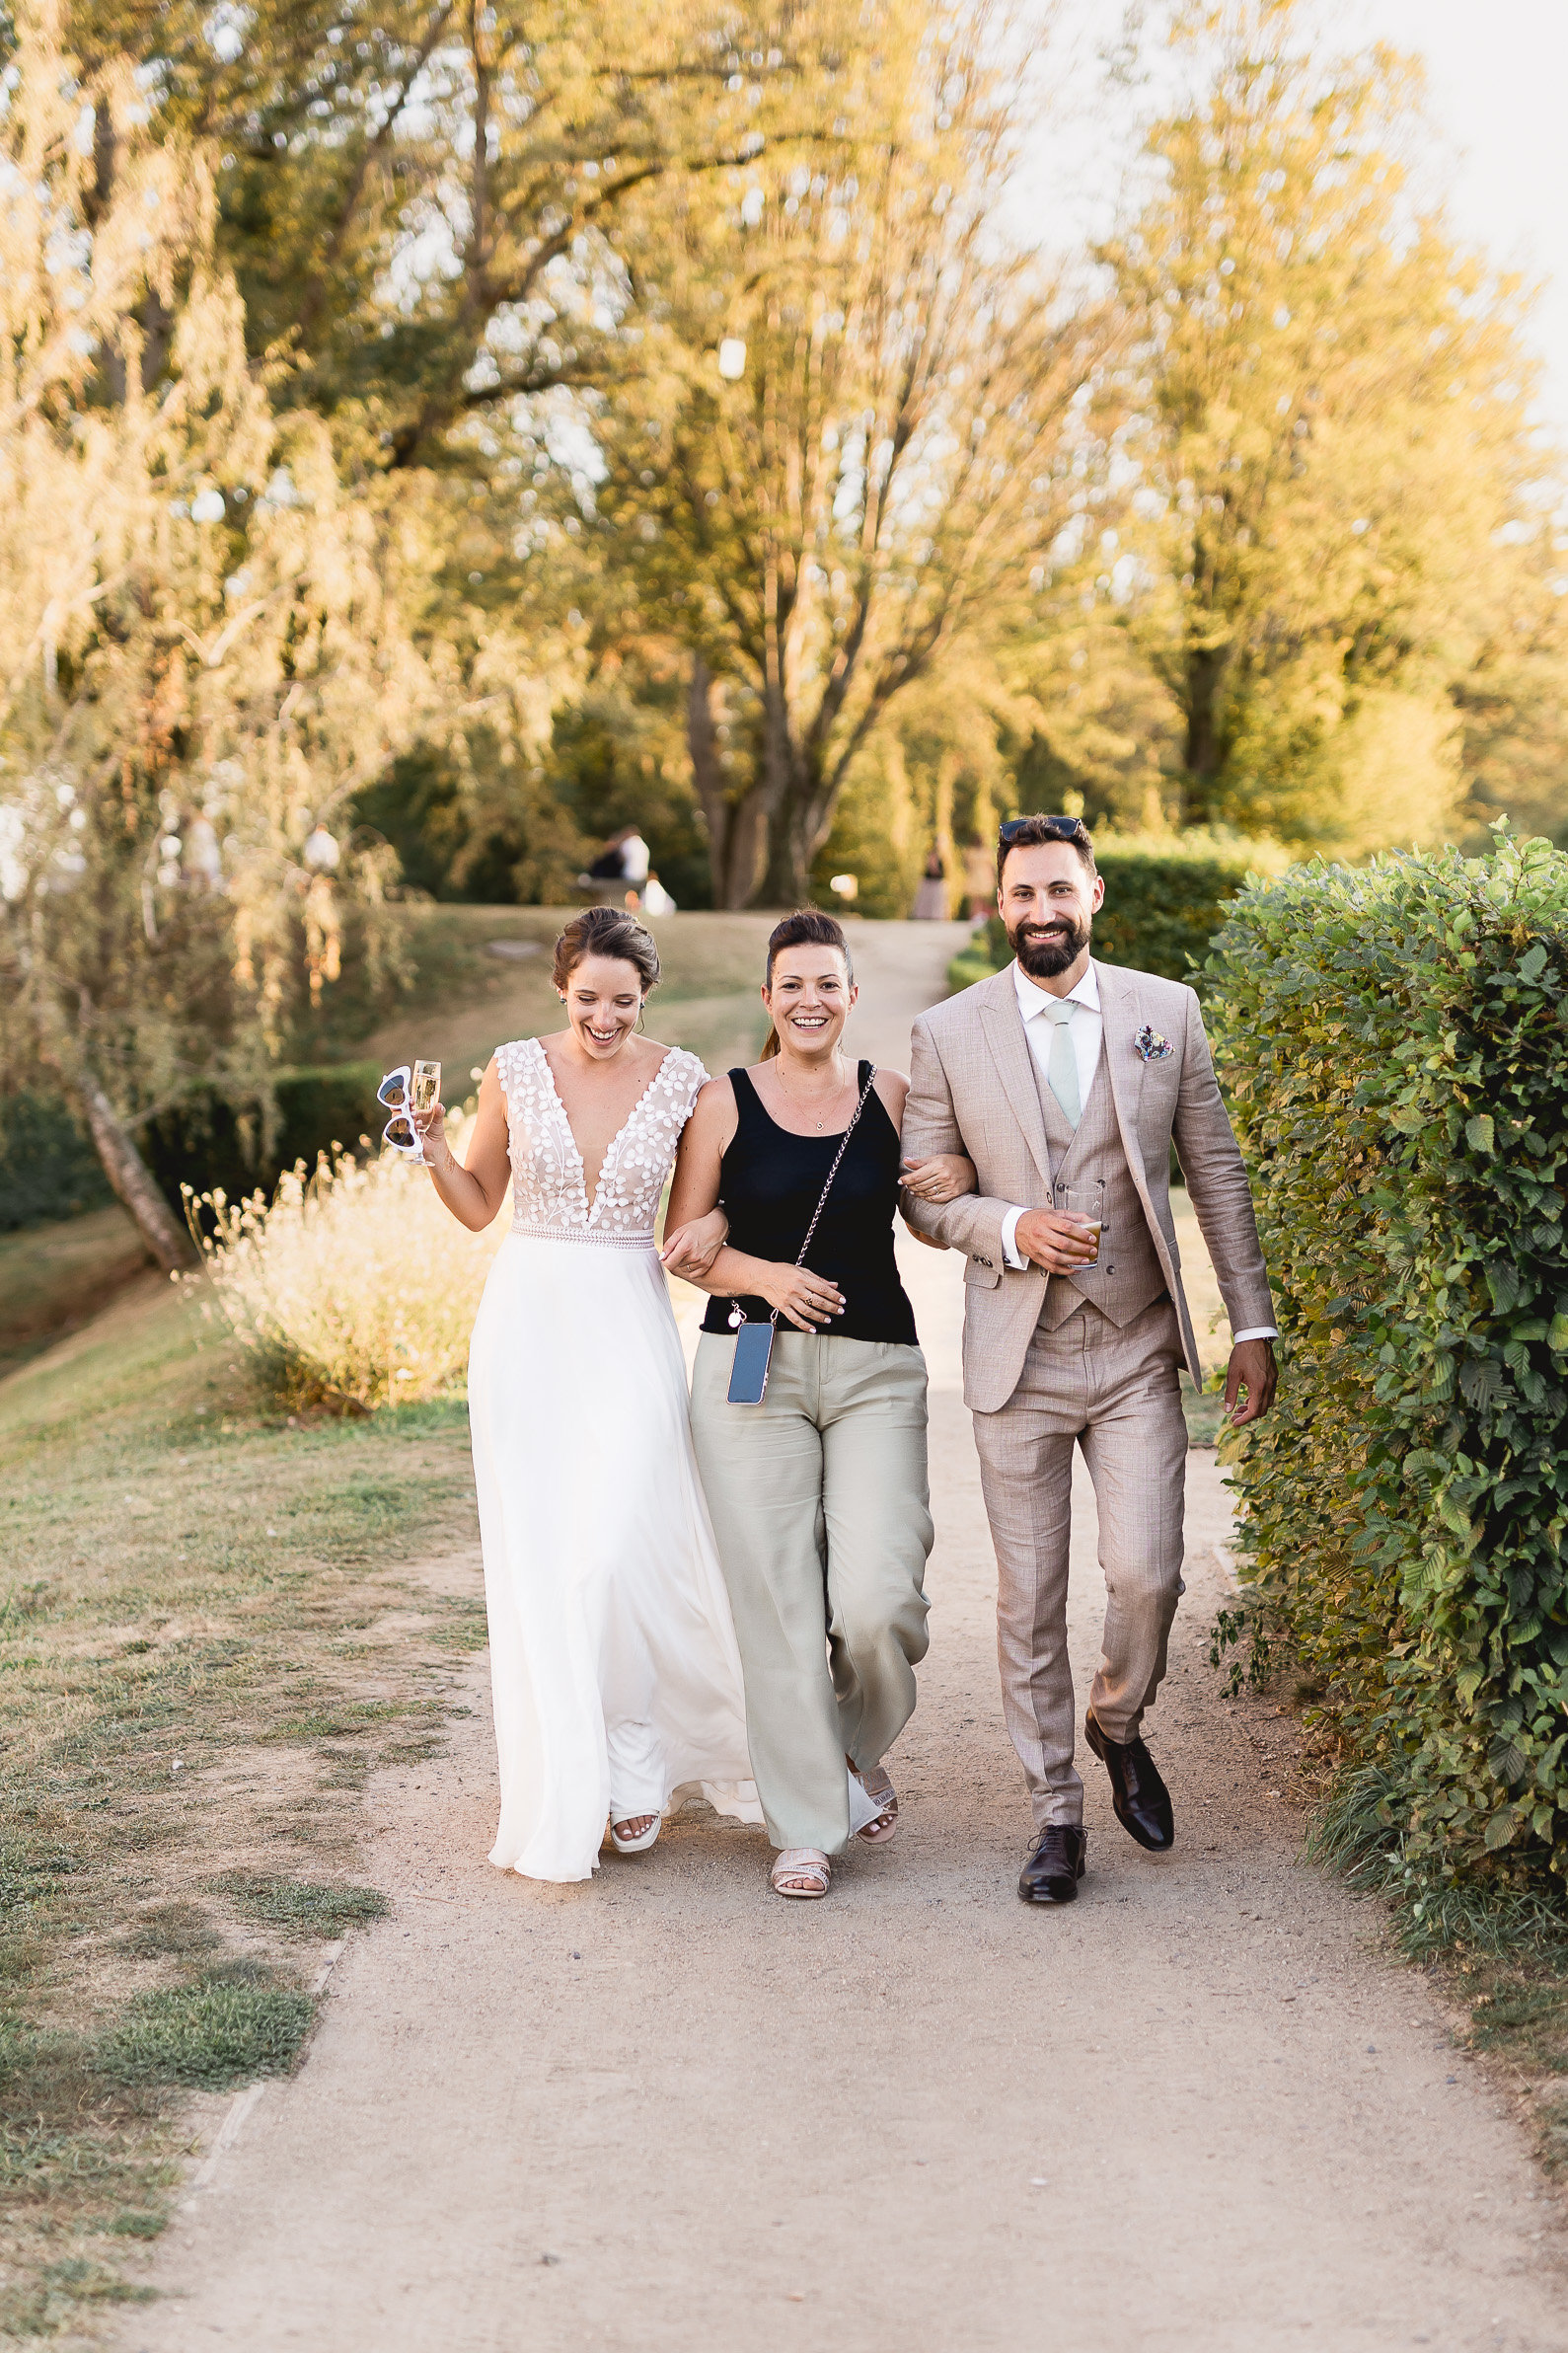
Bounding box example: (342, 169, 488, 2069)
(757, 797, 817, 909)
(687, 655, 766, 908)
(753, 683, 822, 907)
(1182, 638, 1230, 825)
(74, 1070, 194, 1272)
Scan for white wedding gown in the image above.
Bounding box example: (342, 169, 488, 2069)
(468, 1036, 762, 1882)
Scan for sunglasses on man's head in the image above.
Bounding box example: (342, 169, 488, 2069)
(998, 815, 1090, 845)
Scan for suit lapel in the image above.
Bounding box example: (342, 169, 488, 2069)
(1095, 958, 1179, 1287)
(978, 967, 1054, 1193)
(1094, 958, 1145, 1156)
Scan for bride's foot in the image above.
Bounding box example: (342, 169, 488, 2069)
(850, 1756, 898, 1844)
(610, 1813, 660, 1856)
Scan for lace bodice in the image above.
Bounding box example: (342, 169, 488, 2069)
(495, 1037, 708, 1246)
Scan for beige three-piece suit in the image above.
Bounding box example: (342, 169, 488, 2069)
(902, 958, 1275, 1828)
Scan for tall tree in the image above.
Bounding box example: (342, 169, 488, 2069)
(0, 4, 438, 1265)
(67, 0, 866, 465)
(587, 0, 1114, 905)
(1102, 0, 1566, 847)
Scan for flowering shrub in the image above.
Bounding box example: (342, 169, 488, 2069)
(187, 1116, 503, 1410)
(1204, 830, 1568, 1890)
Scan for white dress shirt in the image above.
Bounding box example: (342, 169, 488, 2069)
(996, 959, 1276, 1344)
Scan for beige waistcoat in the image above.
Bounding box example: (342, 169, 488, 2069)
(1031, 1056, 1168, 1331)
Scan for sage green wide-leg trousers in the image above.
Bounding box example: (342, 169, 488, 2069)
(691, 1331, 933, 1857)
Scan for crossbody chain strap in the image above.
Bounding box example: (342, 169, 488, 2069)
(765, 1064, 876, 1328)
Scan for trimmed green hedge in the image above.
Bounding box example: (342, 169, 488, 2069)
(0, 1092, 114, 1230)
(1204, 831, 1568, 1890)
(142, 1060, 386, 1207)
(2, 1063, 387, 1229)
(946, 832, 1287, 994)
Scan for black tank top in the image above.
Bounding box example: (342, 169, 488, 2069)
(700, 1061, 919, 1345)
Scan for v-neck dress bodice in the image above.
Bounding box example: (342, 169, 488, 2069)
(496, 1035, 707, 1247)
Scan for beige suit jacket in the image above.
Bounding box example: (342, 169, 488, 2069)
(901, 959, 1274, 1411)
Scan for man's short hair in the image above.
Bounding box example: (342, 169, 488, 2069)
(997, 813, 1096, 887)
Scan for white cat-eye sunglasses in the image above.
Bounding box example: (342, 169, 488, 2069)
(377, 1061, 440, 1162)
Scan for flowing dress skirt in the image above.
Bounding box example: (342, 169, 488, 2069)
(468, 1231, 761, 1882)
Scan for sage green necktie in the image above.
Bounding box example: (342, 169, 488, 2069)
(1041, 996, 1080, 1129)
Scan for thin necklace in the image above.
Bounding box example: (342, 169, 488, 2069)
(773, 1053, 853, 1132)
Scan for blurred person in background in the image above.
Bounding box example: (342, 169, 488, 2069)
(913, 850, 948, 920)
(579, 825, 650, 908)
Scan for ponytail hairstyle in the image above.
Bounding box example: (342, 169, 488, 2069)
(552, 904, 661, 997)
(759, 909, 853, 1060)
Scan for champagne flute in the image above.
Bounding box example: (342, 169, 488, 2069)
(411, 1060, 441, 1165)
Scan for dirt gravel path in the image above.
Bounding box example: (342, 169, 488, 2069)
(130, 922, 1568, 2352)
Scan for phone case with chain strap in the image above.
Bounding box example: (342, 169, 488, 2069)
(726, 1319, 776, 1405)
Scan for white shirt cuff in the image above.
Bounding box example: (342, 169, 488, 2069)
(1001, 1206, 1028, 1269)
(1232, 1328, 1278, 1343)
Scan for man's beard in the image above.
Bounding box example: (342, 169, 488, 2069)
(1009, 909, 1091, 978)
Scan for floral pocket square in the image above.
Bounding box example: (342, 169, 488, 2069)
(1134, 1024, 1173, 1063)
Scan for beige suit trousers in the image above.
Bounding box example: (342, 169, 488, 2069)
(691, 1331, 933, 1856)
(970, 1295, 1188, 1829)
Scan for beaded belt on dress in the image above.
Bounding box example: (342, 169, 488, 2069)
(510, 1219, 657, 1251)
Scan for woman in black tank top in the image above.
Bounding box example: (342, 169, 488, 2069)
(697, 1060, 917, 1344)
(664, 912, 974, 1902)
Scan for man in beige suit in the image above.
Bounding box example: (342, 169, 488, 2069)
(901, 815, 1277, 1904)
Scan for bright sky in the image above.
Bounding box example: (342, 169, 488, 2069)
(1031, 1, 1568, 440)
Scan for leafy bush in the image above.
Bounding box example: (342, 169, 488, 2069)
(144, 1059, 386, 1210)
(1204, 830, 1568, 1891)
(187, 1112, 505, 1410)
(0, 1092, 114, 1229)
(3, 1062, 389, 1232)
(946, 829, 1289, 992)
(98, 1977, 314, 2088)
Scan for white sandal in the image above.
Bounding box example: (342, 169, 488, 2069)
(851, 1760, 898, 1844)
(771, 1848, 831, 1899)
(609, 1813, 661, 1856)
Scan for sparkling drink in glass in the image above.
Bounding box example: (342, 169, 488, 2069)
(411, 1061, 440, 1164)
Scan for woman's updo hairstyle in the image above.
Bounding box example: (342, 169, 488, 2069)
(760, 909, 853, 1059)
(552, 905, 661, 997)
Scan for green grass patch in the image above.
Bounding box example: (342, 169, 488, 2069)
(208, 1873, 390, 1938)
(0, 1272, 481, 2318)
(108, 2210, 168, 2240)
(99, 1978, 315, 2090)
(120, 1901, 220, 1959)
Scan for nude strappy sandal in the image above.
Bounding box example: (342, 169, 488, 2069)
(771, 1848, 831, 1899)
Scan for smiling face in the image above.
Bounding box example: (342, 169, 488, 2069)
(763, 946, 857, 1059)
(998, 841, 1105, 982)
(560, 952, 644, 1058)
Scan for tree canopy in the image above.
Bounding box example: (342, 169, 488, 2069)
(4, 0, 1568, 1245)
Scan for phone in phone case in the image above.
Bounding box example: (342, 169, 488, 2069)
(727, 1320, 776, 1405)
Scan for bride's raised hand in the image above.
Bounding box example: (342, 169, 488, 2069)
(660, 1207, 729, 1279)
(414, 1100, 451, 1167)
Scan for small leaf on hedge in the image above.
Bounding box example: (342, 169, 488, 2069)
(1464, 1113, 1495, 1155)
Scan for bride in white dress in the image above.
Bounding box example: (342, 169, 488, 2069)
(414, 906, 761, 1882)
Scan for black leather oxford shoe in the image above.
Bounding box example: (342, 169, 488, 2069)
(1017, 1823, 1087, 1904)
(1084, 1708, 1174, 1852)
